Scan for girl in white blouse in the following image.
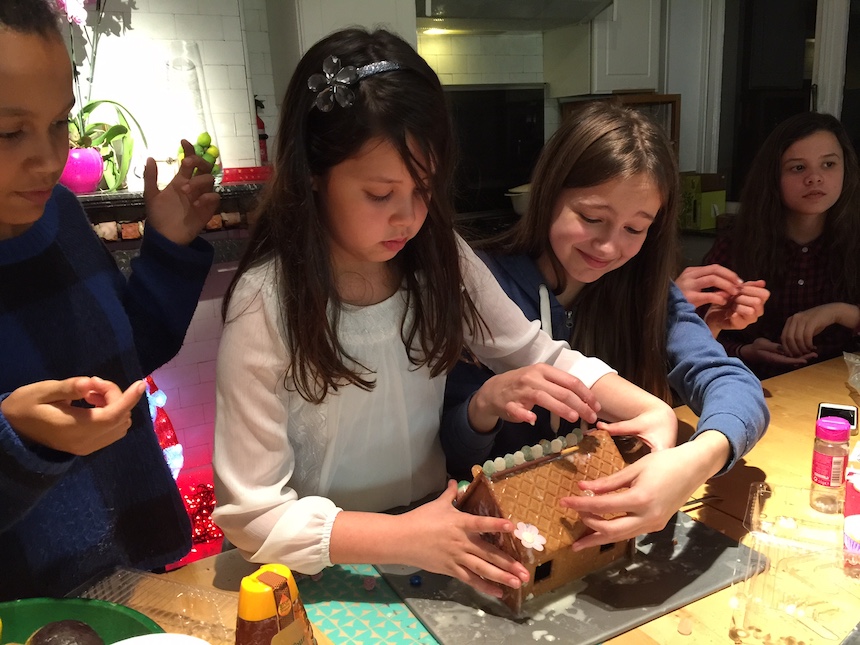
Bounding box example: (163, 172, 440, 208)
(213, 27, 676, 600)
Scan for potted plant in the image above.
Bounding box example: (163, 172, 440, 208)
(57, 0, 147, 193)
(66, 98, 148, 192)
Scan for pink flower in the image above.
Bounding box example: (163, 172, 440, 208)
(514, 522, 546, 552)
(57, 0, 88, 25)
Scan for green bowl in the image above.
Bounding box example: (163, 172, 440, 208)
(0, 598, 163, 644)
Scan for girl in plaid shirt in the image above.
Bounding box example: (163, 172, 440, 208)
(679, 112, 860, 379)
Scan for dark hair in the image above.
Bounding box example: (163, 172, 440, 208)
(0, 0, 63, 37)
(730, 111, 860, 302)
(224, 27, 484, 404)
(483, 100, 680, 401)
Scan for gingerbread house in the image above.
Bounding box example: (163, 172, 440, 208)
(456, 430, 633, 614)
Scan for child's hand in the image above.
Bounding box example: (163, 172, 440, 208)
(467, 364, 600, 432)
(143, 139, 221, 246)
(560, 432, 730, 549)
(596, 400, 677, 452)
(1, 377, 146, 456)
(675, 264, 743, 308)
(781, 303, 859, 356)
(741, 337, 816, 366)
(399, 481, 529, 598)
(702, 280, 769, 335)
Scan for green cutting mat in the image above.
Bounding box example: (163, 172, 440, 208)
(299, 564, 438, 645)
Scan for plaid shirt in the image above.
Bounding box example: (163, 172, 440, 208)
(703, 234, 860, 379)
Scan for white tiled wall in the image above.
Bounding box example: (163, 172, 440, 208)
(417, 33, 543, 85)
(239, 0, 278, 158)
(69, 0, 261, 175)
(417, 32, 560, 140)
(150, 262, 236, 473)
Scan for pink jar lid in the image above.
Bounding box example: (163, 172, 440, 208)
(816, 416, 851, 442)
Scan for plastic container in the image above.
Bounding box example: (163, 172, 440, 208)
(845, 440, 860, 577)
(810, 416, 850, 513)
(729, 482, 859, 643)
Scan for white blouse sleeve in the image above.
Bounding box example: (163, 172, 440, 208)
(212, 265, 341, 574)
(457, 236, 615, 387)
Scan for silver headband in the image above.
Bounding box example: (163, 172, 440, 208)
(308, 55, 401, 112)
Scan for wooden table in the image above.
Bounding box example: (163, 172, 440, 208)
(165, 357, 860, 644)
(606, 356, 860, 644)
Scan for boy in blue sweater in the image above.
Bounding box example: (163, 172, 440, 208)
(0, 0, 219, 599)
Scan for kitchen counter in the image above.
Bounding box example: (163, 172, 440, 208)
(79, 183, 260, 272)
(78, 182, 263, 224)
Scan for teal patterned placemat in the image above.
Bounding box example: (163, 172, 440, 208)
(299, 564, 438, 645)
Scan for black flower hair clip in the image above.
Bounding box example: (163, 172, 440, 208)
(308, 55, 401, 112)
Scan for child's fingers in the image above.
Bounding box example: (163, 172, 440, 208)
(466, 534, 530, 582)
(460, 550, 524, 590)
(112, 379, 147, 410)
(454, 566, 505, 598)
(502, 402, 537, 425)
(438, 479, 459, 505)
(597, 419, 671, 451)
(142, 157, 158, 198)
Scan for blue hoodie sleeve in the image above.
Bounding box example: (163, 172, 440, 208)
(665, 283, 769, 474)
(441, 361, 503, 481)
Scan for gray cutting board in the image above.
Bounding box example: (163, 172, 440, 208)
(380, 511, 756, 645)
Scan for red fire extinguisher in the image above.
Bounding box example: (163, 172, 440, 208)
(255, 96, 269, 165)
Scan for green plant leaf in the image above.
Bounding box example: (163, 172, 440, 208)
(90, 124, 128, 148)
(74, 99, 148, 192)
(102, 152, 119, 192)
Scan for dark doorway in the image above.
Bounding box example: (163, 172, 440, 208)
(724, 0, 817, 200)
(842, 1, 860, 155)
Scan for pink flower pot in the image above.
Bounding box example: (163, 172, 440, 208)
(59, 147, 104, 194)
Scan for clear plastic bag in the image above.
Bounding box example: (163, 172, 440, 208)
(845, 351, 860, 394)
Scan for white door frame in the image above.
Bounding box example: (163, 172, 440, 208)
(812, 0, 850, 117)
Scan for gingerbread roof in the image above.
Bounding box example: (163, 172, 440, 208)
(459, 430, 626, 560)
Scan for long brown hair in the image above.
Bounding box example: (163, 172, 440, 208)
(482, 100, 680, 401)
(730, 111, 860, 301)
(223, 28, 484, 404)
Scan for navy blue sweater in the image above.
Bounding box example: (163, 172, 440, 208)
(0, 185, 213, 600)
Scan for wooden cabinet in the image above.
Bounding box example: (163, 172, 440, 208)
(544, 0, 663, 98)
(560, 93, 681, 156)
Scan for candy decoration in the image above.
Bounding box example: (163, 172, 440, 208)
(409, 575, 422, 587)
(513, 522, 546, 552)
(482, 460, 496, 476)
(550, 438, 563, 453)
(363, 576, 376, 591)
(493, 456, 507, 472)
(182, 482, 224, 545)
(145, 376, 183, 480)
